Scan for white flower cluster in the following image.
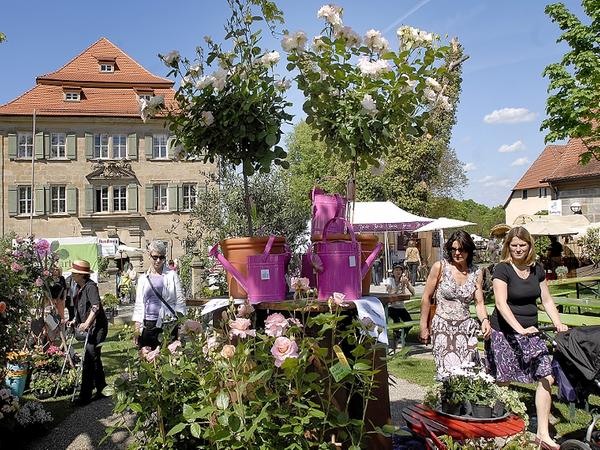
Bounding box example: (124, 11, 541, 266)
(138, 95, 165, 123)
(335, 25, 361, 47)
(15, 401, 53, 426)
(275, 79, 291, 91)
(0, 388, 19, 420)
(161, 50, 180, 67)
(361, 94, 378, 116)
(281, 31, 308, 52)
(357, 56, 391, 79)
(423, 76, 452, 112)
(396, 26, 436, 50)
(260, 51, 280, 67)
(445, 362, 495, 383)
(363, 29, 389, 54)
(317, 4, 343, 28)
(312, 35, 327, 52)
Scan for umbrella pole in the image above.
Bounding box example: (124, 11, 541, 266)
(439, 229, 445, 261)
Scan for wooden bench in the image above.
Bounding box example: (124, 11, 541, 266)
(553, 289, 578, 298)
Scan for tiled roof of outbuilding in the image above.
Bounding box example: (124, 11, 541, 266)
(543, 138, 600, 182)
(512, 144, 567, 190)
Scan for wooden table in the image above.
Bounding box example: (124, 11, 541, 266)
(549, 276, 600, 298)
(402, 403, 525, 444)
(552, 297, 600, 314)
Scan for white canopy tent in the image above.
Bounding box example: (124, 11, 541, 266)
(517, 214, 590, 236)
(415, 217, 477, 260)
(351, 201, 433, 274)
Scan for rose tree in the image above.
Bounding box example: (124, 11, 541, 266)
(284, 5, 454, 182)
(161, 0, 292, 235)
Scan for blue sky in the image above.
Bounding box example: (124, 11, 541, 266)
(0, 0, 584, 207)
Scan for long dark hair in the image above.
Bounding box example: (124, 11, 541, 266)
(444, 230, 476, 265)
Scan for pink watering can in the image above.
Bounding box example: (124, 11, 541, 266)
(313, 217, 383, 300)
(209, 235, 290, 304)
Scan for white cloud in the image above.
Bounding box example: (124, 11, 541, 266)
(483, 108, 537, 124)
(464, 162, 477, 172)
(498, 140, 526, 153)
(476, 175, 513, 188)
(511, 157, 530, 166)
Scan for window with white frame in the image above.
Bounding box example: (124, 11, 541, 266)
(95, 186, 109, 212)
(94, 134, 109, 159)
(138, 93, 153, 102)
(112, 135, 127, 159)
(182, 184, 197, 211)
(64, 92, 81, 101)
(113, 186, 127, 212)
(18, 186, 32, 215)
(50, 185, 66, 214)
(99, 63, 114, 73)
(153, 134, 168, 159)
(17, 133, 33, 158)
(50, 133, 66, 159)
(153, 184, 168, 211)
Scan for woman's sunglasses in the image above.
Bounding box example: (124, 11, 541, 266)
(150, 255, 166, 261)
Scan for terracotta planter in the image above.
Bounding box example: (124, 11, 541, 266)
(220, 236, 287, 299)
(311, 233, 379, 296)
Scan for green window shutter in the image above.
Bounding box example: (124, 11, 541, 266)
(35, 132, 45, 160)
(127, 183, 138, 212)
(35, 187, 46, 215)
(85, 133, 93, 159)
(44, 133, 50, 158)
(145, 135, 153, 160)
(8, 134, 17, 160)
(167, 136, 176, 159)
(44, 186, 50, 214)
(67, 186, 77, 214)
(66, 134, 77, 160)
(128, 133, 137, 160)
(8, 186, 17, 216)
(145, 184, 154, 212)
(168, 183, 178, 212)
(84, 185, 94, 214)
(177, 184, 184, 211)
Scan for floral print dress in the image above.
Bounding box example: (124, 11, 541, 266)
(431, 261, 481, 378)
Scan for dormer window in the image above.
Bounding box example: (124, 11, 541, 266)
(136, 90, 155, 102)
(64, 90, 81, 102)
(100, 63, 114, 73)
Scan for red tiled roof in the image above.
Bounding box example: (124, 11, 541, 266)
(512, 144, 566, 190)
(543, 138, 600, 182)
(0, 37, 176, 117)
(36, 37, 172, 86)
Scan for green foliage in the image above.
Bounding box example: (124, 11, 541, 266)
(109, 302, 384, 449)
(0, 32, 5, 43)
(427, 197, 505, 237)
(542, 1, 600, 163)
(102, 293, 120, 309)
(580, 226, 600, 265)
(97, 256, 110, 278)
(534, 235, 551, 258)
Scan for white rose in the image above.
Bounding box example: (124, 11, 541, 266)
(162, 50, 180, 66)
(317, 4, 343, 27)
(425, 77, 442, 92)
(335, 25, 360, 47)
(361, 94, 378, 116)
(260, 50, 280, 66)
(196, 75, 215, 90)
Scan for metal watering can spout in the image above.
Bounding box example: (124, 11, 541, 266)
(360, 242, 384, 280)
(208, 243, 249, 293)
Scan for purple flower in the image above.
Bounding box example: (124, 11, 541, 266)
(35, 240, 50, 257)
(10, 262, 22, 272)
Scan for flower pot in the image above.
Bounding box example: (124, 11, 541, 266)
(492, 400, 505, 417)
(220, 236, 287, 299)
(441, 400, 462, 416)
(5, 362, 29, 397)
(471, 404, 493, 418)
(311, 233, 379, 296)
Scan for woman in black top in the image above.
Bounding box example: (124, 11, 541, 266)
(488, 227, 567, 450)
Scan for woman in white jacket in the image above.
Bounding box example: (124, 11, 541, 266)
(132, 240, 186, 349)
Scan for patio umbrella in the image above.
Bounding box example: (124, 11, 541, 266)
(490, 224, 511, 238)
(115, 245, 145, 259)
(415, 217, 476, 260)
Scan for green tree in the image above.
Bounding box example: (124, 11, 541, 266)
(581, 226, 600, 266)
(542, 1, 600, 164)
(0, 33, 5, 43)
(427, 198, 505, 237)
(286, 42, 467, 215)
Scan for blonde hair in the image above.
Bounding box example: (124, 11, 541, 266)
(500, 226, 537, 266)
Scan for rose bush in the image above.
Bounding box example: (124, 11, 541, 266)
(108, 298, 386, 449)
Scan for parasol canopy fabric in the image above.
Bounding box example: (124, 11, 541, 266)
(414, 217, 476, 232)
(490, 224, 511, 238)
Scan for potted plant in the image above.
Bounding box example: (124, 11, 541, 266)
(283, 5, 458, 207)
(102, 293, 120, 320)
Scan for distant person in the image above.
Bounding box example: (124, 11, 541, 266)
(405, 240, 421, 285)
(386, 264, 415, 324)
(547, 236, 564, 274)
(372, 257, 382, 286)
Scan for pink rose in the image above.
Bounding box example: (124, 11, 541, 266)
(182, 319, 202, 335)
(35, 239, 50, 257)
(271, 337, 299, 368)
(42, 270, 50, 277)
(220, 344, 236, 359)
(291, 277, 310, 291)
(229, 318, 256, 339)
(332, 292, 346, 306)
(35, 277, 44, 287)
(10, 262, 22, 272)
(288, 317, 303, 329)
(168, 340, 182, 354)
(237, 303, 255, 318)
(264, 313, 289, 337)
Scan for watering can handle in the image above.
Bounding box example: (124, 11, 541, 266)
(323, 217, 355, 243)
(208, 242, 249, 292)
(263, 235, 276, 256)
(361, 242, 383, 279)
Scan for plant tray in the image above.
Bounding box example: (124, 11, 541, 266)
(434, 409, 511, 422)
